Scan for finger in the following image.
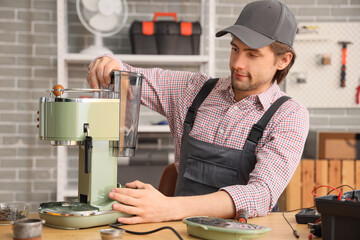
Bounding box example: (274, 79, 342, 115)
(109, 192, 139, 206)
(96, 57, 113, 87)
(88, 59, 96, 71)
(123, 77, 135, 101)
(111, 187, 142, 198)
(112, 202, 140, 216)
(117, 216, 144, 224)
(103, 61, 122, 86)
(88, 58, 101, 89)
(125, 180, 153, 190)
(127, 87, 134, 101)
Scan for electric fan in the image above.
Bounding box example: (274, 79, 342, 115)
(76, 0, 128, 54)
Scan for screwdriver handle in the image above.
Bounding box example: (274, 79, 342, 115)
(235, 209, 249, 223)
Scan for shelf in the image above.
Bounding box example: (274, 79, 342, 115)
(65, 53, 210, 66)
(138, 125, 170, 133)
(295, 34, 331, 41)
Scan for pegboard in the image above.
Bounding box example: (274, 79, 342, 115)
(285, 22, 360, 108)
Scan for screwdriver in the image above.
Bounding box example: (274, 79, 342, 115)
(234, 209, 249, 223)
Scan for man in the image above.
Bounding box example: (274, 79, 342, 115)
(87, 0, 309, 224)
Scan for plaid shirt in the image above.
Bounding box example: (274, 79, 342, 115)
(118, 60, 309, 217)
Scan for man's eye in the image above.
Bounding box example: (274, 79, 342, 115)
(232, 47, 238, 52)
(249, 53, 258, 57)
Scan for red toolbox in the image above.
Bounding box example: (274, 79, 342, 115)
(129, 12, 202, 55)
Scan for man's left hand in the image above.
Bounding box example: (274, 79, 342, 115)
(109, 180, 175, 224)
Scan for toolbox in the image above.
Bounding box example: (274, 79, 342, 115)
(129, 12, 202, 55)
(315, 190, 360, 240)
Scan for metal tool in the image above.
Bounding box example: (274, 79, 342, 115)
(338, 41, 352, 87)
(234, 209, 249, 223)
(356, 77, 360, 104)
(37, 71, 143, 229)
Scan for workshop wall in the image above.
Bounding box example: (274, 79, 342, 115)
(0, 0, 359, 211)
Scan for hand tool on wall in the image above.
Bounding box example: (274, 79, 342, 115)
(356, 78, 360, 104)
(297, 25, 319, 34)
(338, 41, 352, 88)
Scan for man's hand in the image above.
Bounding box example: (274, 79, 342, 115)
(108, 180, 175, 224)
(87, 56, 122, 89)
(108, 180, 236, 224)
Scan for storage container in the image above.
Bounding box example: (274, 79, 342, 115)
(315, 190, 360, 240)
(130, 12, 202, 55)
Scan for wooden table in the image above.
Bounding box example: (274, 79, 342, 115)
(0, 212, 317, 239)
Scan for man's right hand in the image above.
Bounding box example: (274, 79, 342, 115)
(87, 56, 122, 89)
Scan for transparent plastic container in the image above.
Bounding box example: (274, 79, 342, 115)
(0, 202, 29, 225)
(108, 71, 144, 157)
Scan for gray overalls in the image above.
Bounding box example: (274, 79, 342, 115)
(174, 78, 290, 212)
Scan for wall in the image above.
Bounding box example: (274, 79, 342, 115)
(0, 0, 359, 211)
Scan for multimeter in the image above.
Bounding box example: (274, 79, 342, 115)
(183, 216, 271, 240)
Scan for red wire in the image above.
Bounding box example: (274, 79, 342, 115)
(314, 217, 322, 224)
(311, 185, 342, 201)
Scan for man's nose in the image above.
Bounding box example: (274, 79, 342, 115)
(232, 53, 247, 70)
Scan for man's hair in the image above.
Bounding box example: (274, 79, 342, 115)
(269, 41, 296, 84)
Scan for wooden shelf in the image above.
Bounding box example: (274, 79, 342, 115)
(138, 125, 170, 133)
(65, 53, 210, 66)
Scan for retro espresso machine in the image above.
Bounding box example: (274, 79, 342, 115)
(37, 71, 143, 229)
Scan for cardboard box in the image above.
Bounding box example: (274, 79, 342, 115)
(318, 132, 360, 159)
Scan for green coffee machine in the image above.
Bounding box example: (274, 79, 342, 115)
(38, 71, 143, 229)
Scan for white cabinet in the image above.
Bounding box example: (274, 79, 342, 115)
(56, 0, 216, 200)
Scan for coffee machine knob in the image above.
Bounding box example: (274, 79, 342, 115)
(52, 84, 64, 97)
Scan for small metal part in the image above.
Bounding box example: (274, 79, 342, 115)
(48, 88, 111, 94)
(50, 140, 82, 146)
(84, 123, 90, 136)
(100, 228, 125, 240)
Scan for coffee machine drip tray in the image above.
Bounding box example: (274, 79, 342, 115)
(39, 202, 100, 216)
(39, 202, 128, 229)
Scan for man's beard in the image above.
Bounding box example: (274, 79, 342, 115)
(231, 71, 257, 92)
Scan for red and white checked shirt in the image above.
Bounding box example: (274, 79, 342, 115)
(117, 60, 309, 217)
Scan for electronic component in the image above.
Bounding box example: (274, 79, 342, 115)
(183, 216, 271, 240)
(295, 208, 321, 224)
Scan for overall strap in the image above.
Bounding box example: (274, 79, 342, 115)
(184, 78, 219, 130)
(247, 96, 291, 144)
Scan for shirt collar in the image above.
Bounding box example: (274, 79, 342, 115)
(220, 76, 280, 111)
(257, 82, 280, 111)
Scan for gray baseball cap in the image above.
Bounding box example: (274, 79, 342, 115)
(216, 0, 297, 48)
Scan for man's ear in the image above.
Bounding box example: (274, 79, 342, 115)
(276, 52, 293, 70)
